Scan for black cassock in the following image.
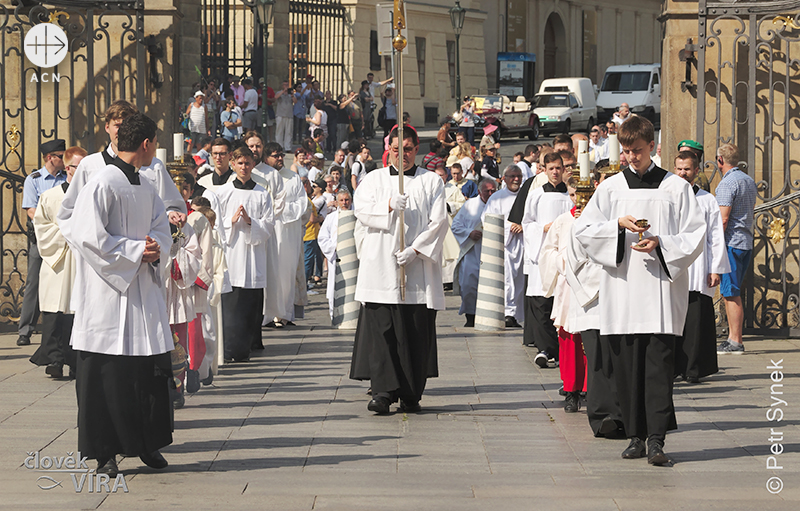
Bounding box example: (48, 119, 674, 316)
(581, 329, 625, 437)
(674, 291, 719, 379)
(350, 303, 438, 401)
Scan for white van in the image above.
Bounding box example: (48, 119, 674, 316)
(532, 77, 597, 135)
(596, 64, 661, 125)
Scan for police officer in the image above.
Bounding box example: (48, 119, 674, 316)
(17, 139, 67, 346)
(677, 139, 710, 192)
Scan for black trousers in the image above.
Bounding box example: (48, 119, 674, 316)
(18, 241, 41, 338)
(29, 312, 76, 368)
(523, 295, 559, 357)
(582, 329, 624, 437)
(675, 292, 719, 379)
(350, 303, 438, 401)
(221, 287, 264, 361)
(606, 333, 677, 441)
(76, 351, 173, 460)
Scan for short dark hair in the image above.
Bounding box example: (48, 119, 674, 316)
(618, 116, 655, 146)
(329, 165, 343, 175)
(553, 134, 573, 148)
(559, 149, 576, 163)
(104, 100, 137, 123)
(181, 173, 195, 189)
(675, 150, 700, 169)
(388, 125, 419, 147)
(429, 140, 442, 153)
(116, 113, 157, 152)
(543, 152, 564, 167)
(264, 142, 283, 157)
(231, 146, 254, 161)
(524, 144, 538, 157)
(313, 128, 323, 139)
(211, 137, 232, 151)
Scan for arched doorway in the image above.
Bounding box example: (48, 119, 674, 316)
(543, 13, 567, 79)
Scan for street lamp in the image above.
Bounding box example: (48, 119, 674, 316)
(252, 0, 275, 142)
(449, 1, 466, 110)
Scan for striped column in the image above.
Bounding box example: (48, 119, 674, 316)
(475, 213, 506, 331)
(332, 210, 360, 329)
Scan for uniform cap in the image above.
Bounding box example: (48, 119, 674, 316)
(40, 139, 65, 155)
(677, 139, 703, 152)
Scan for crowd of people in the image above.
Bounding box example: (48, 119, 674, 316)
(15, 86, 756, 477)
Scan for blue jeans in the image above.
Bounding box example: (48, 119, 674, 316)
(304, 240, 323, 281)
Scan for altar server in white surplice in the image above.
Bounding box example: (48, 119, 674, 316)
(57, 113, 174, 478)
(29, 147, 87, 378)
(350, 127, 448, 416)
(521, 152, 574, 364)
(450, 178, 497, 327)
(216, 146, 274, 362)
(263, 142, 308, 327)
(573, 116, 705, 466)
(318, 189, 353, 319)
(481, 165, 525, 327)
(197, 138, 237, 193)
(61, 101, 187, 228)
(673, 151, 730, 383)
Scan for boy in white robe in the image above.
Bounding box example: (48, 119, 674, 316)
(521, 153, 574, 364)
(350, 126, 448, 414)
(61, 100, 187, 227)
(29, 147, 86, 377)
(450, 179, 497, 327)
(57, 113, 174, 477)
(197, 138, 237, 192)
(673, 151, 730, 383)
(216, 146, 275, 361)
(481, 165, 525, 327)
(573, 116, 705, 465)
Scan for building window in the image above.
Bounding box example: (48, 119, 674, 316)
(415, 37, 426, 97)
(370, 31, 381, 71)
(446, 40, 456, 98)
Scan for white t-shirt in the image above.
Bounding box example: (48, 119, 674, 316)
(352, 158, 368, 186)
(243, 88, 258, 112)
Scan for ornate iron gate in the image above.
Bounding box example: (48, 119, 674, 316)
(289, 0, 347, 96)
(201, 0, 254, 81)
(696, 0, 800, 336)
(1, 0, 146, 329)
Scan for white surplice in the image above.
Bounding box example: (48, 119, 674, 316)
(215, 181, 274, 289)
(481, 187, 524, 321)
(186, 211, 215, 314)
(34, 184, 75, 313)
(689, 189, 731, 296)
(353, 166, 448, 309)
(573, 169, 706, 336)
(521, 186, 574, 296)
(263, 167, 308, 320)
(444, 182, 467, 217)
(564, 222, 602, 333)
(58, 164, 173, 356)
(318, 208, 340, 318)
(165, 222, 201, 325)
(450, 195, 487, 315)
(61, 146, 186, 222)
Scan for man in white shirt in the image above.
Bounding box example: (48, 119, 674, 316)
(241, 78, 260, 131)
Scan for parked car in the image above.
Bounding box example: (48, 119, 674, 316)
(596, 63, 661, 125)
(449, 94, 540, 141)
(533, 77, 597, 135)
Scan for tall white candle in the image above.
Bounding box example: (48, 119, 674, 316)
(608, 134, 620, 166)
(156, 148, 167, 164)
(173, 133, 184, 161)
(578, 140, 590, 180)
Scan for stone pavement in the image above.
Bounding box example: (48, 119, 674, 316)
(1, 289, 799, 510)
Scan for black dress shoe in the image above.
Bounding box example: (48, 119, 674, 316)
(564, 391, 580, 413)
(534, 351, 549, 368)
(139, 450, 168, 469)
(464, 314, 475, 327)
(597, 416, 618, 437)
(686, 375, 700, 384)
(621, 437, 646, 459)
(16, 335, 30, 346)
(647, 439, 670, 466)
(399, 399, 421, 413)
(96, 457, 119, 477)
(201, 373, 213, 386)
(45, 362, 64, 378)
(186, 369, 200, 394)
(505, 316, 522, 328)
(251, 343, 265, 350)
(367, 396, 391, 414)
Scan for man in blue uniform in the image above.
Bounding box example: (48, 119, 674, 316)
(17, 139, 67, 346)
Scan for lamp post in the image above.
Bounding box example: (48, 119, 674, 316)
(253, 0, 275, 142)
(449, 1, 466, 110)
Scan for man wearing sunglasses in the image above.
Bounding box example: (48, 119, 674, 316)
(17, 139, 67, 346)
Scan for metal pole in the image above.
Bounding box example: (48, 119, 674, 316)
(262, 23, 269, 142)
(455, 33, 461, 110)
(393, 1, 407, 302)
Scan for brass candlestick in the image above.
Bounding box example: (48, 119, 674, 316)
(570, 169, 596, 211)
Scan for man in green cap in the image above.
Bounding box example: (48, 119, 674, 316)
(677, 140, 710, 191)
